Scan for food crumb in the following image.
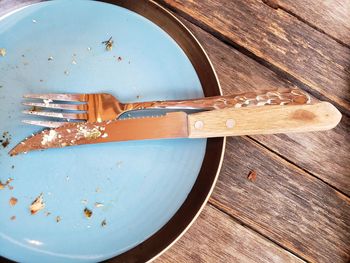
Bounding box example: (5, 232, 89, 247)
(136, 95, 141, 99)
(87, 47, 91, 51)
(81, 199, 88, 205)
(95, 202, 104, 208)
(72, 60, 77, 65)
(0, 177, 14, 190)
(64, 70, 69, 75)
(84, 207, 93, 218)
(1, 131, 11, 148)
(10, 216, 16, 221)
(102, 37, 114, 51)
(48, 56, 54, 61)
(0, 48, 6, 57)
(117, 56, 122, 62)
(9, 197, 18, 206)
(101, 219, 107, 227)
(32, 19, 37, 23)
(56, 216, 61, 223)
(247, 170, 257, 182)
(45, 212, 51, 216)
(11, 165, 14, 169)
(30, 193, 45, 214)
(95, 187, 101, 193)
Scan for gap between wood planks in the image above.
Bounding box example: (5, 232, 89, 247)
(155, 0, 350, 117)
(261, 0, 350, 49)
(247, 135, 350, 199)
(208, 200, 310, 263)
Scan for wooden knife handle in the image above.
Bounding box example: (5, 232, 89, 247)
(188, 102, 342, 138)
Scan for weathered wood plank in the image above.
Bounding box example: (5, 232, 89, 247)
(182, 20, 350, 195)
(253, 115, 350, 194)
(210, 136, 350, 263)
(156, 205, 304, 263)
(160, 0, 350, 111)
(271, 0, 350, 47)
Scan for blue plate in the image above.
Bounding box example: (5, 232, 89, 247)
(0, 1, 209, 262)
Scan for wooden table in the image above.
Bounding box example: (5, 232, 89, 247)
(2, 1, 349, 262)
(153, 1, 350, 262)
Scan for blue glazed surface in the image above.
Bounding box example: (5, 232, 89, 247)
(0, 1, 206, 262)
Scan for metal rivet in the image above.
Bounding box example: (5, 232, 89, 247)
(226, 119, 235, 128)
(194, 120, 204, 129)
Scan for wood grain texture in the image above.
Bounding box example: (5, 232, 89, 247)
(253, 114, 350, 195)
(188, 102, 341, 138)
(182, 19, 350, 195)
(155, 205, 304, 263)
(274, 0, 350, 47)
(210, 136, 350, 263)
(160, 0, 350, 111)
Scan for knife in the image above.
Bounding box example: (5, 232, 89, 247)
(9, 102, 341, 156)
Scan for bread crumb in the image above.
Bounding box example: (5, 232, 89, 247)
(9, 197, 18, 206)
(247, 170, 257, 182)
(84, 207, 92, 218)
(0, 48, 6, 57)
(30, 193, 45, 214)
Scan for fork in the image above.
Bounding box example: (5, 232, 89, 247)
(22, 88, 311, 128)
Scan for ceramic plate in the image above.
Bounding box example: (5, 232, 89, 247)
(0, 1, 223, 262)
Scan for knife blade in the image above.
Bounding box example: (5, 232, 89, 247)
(9, 111, 189, 156)
(9, 102, 341, 156)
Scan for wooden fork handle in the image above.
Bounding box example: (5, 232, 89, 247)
(127, 88, 311, 111)
(188, 102, 342, 138)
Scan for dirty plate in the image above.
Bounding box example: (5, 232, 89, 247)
(0, 0, 224, 262)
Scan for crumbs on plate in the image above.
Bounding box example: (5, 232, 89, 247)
(9, 197, 18, 206)
(102, 37, 114, 51)
(0, 178, 14, 190)
(56, 216, 61, 223)
(84, 207, 93, 218)
(95, 202, 104, 208)
(30, 193, 45, 214)
(1, 131, 11, 148)
(101, 219, 107, 227)
(0, 48, 6, 57)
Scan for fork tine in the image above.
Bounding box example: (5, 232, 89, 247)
(22, 102, 88, 111)
(22, 120, 74, 128)
(22, 110, 88, 120)
(23, 93, 87, 102)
